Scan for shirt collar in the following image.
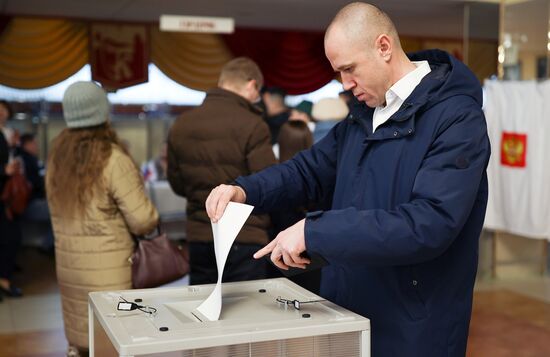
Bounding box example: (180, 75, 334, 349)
(387, 60, 431, 103)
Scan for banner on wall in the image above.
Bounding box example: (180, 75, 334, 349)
(90, 23, 149, 91)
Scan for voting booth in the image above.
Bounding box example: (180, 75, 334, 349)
(88, 278, 370, 357)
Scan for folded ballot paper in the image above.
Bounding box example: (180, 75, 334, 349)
(194, 202, 254, 321)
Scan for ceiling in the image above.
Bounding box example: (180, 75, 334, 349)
(0, 0, 499, 40)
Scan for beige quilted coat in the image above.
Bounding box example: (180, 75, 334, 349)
(48, 146, 159, 349)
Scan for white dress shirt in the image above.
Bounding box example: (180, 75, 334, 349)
(372, 61, 431, 132)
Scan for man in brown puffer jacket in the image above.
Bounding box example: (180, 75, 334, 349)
(167, 57, 276, 285)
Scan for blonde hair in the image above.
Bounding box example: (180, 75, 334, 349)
(218, 57, 263, 90)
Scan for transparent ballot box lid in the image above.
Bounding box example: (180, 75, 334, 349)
(89, 278, 370, 355)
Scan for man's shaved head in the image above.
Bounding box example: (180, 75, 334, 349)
(323, 2, 412, 108)
(325, 2, 400, 50)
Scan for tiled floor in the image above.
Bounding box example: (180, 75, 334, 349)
(0, 247, 62, 333)
(4, 294, 64, 333)
(0, 248, 67, 357)
(467, 287, 550, 357)
(1, 248, 549, 357)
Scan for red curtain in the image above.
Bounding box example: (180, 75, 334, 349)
(0, 15, 11, 37)
(223, 28, 335, 95)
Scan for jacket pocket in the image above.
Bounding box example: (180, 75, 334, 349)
(401, 265, 428, 321)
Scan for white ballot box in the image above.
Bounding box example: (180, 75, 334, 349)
(89, 278, 370, 357)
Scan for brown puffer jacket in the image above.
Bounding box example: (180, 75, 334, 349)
(48, 146, 159, 349)
(167, 88, 276, 245)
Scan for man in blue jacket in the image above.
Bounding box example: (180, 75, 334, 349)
(206, 2, 490, 356)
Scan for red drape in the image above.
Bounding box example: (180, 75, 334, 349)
(223, 28, 335, 95)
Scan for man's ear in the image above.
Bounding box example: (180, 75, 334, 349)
(245, 79, 260, 102)
(375, 34, 392, 62)
(247, 79, 258, 91)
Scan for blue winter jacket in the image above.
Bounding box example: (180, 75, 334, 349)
(236, 49, 490, 357)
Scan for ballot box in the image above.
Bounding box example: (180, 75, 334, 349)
(88, 278, 370, 357)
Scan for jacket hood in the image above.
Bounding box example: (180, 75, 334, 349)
(406, 49, 482, 111)
(348, 49, 482, 125)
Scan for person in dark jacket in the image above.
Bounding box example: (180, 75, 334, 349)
(18, 133, 45, 200)
(18, 133, 54, 253)
(261, 86, 291, 145)
(167, 57, 276, 285)
(270, 120, 321, 294)
(0, 109, 23, 301)
(205, 3, 490, 357)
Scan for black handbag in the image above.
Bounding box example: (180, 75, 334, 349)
(130, 226, 189, 289)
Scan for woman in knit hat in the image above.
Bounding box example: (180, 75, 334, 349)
(312, 97, 349, 143)
(46, 81, 159, 357)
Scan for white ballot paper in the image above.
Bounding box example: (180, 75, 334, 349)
(195, 202, 254, 321)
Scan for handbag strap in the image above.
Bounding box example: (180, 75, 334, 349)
(133, 222, 162, 243)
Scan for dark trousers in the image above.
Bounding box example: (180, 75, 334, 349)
(0, 203, 22, 279)
(189, 242, 267, 285)
(266, 261, 321, 294)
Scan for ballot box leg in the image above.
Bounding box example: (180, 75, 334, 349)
(89, 303, 95, 357)
(361, 329, 371, 357)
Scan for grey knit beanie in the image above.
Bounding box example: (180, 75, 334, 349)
(62, 81, 110, 128)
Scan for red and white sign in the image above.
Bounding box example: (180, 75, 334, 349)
(160, 15, 234, 34)
(90, 23, 149, 91)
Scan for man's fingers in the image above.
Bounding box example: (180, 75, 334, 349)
(282, 251, 302, 269)
(273, 249, 289, 270)
(214, 190, 232, 222)
(213, 196, 224, 222)
(206, 185, 231, 222)
(284, 250, 307, 269)
(292, 252, 310, 266)
(205, 186, 220, 220)
(205, 191, 213, 218)
(206, 185, 247, 222)
(253, 239, 277, 259)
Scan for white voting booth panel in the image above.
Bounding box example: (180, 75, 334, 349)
(89, 278, 370, 357)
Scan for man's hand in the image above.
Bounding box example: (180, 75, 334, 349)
(253, 219, 310, 270)
(205, 184, 247, 222)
